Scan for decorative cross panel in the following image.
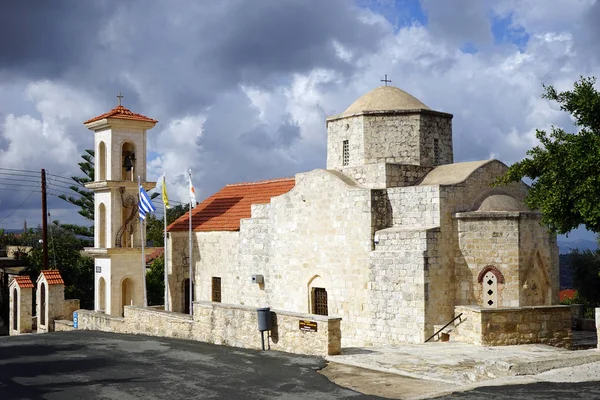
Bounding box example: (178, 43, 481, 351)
(482, 271, 498, 308)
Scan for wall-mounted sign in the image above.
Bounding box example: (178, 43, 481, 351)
(96, 266, 101, 273)
(299, 320, 317, 332)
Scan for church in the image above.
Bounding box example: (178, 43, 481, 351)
(163, 85, 561, 347)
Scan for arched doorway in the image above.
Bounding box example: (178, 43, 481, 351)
(98, 277, 106, 312)
(40, 282, 46, 326)
(183, 279, 194, 315)
(13, 288, 18, 331)
(121, 277, 134, 316)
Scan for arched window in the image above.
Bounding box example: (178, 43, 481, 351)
(307, 275, 329, 316)
(98, 141, 106, 181)
(478, 266, 505, 309)
(121, 142, 136, 181)
(13, 288, 18, 331)
(40, 283, 46, 326)
(98, 203, 106, 248)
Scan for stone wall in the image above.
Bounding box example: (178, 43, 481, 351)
(454, 305, 572, 348)
(54, 320, 75, 332)
(193, 302, 341, 356)
(76, 302, 341, 356)
(168, 231, 239, 313)
(368, 227, 435, 343)
(339, 163, 432, 189)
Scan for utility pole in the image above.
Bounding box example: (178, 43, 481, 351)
(41, 169, 49, 270)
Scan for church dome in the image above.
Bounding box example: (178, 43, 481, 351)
(477, 194, 528, 212)
(341, 86, 430, 116)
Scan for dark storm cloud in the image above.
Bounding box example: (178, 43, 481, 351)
(80, 0, 388, 116)
(0, 1, 112, 78)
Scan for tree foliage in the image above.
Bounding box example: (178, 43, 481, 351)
(59, 149, 95, 221)
(23, 223, 94, 309)
(146, 254, 164, 306)
(146, 204, 189, 247)
(498, 76, 600, 234)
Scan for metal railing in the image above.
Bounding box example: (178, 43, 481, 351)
(425, 312, 463, 343)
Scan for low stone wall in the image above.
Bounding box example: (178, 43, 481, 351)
(76, 302, 341, 356)
(54, 320, 74, 332)
(454, 305, 572, 348)
(193, 302, 341, 356)
(77, 307, 193, 339)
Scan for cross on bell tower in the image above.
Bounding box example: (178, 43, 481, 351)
(117, 92, 124, 106)
(380, 74, 392, 86)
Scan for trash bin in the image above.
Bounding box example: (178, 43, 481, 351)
(257, 307, 271, 331)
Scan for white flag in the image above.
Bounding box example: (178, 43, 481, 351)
(188, 170, 197, 208)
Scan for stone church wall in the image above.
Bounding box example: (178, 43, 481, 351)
(517, 215, 559, 306)
(236, 169, 375, 347)
(438, 161, 530, 324)
(369, 227, 436, 344)
(456, 214, 520, 307)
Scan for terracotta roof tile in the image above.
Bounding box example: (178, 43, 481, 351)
(168, 178, 295, 232)
(559, 289, 576, 302)
(84, 105, 157, 124)
(146, 247, 164, 264)
(41, 269, 65, 285)
(13, 276, 34, 289)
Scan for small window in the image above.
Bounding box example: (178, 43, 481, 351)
(212, 277, 222, 303)
(342, 140, 349, 166)
(433, 138, 440, 165)
(313, 287, 328, 316)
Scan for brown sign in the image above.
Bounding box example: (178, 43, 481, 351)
(299, 320, 317, 332)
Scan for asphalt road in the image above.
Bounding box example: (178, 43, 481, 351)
(0, 331, 380, 400)
(1, 331, 599, 400)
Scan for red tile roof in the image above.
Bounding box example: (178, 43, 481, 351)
(84, 105, 157, 124)
(41, 269, 65, 285)
(559, 289, 577, 302)
(13, 276, 34, 289)
(146, 247, 164, 264)
(168, 178, 295, 232)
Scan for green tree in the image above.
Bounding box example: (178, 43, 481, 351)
(498, 76, 600, 234)
(24, 223, 94, 309)
(146, 204, 189, 247)
(59, 149, 95, 221)
(146, 254, 164, 306)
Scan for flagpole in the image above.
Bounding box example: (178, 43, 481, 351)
(163, 173, 169, 312)
(139, 175, 147, 308)
(188, 168, 193, 316)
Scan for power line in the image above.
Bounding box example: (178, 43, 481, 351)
(0, 182, 42, 189)
(0, 177, 41, 184)
(0, 190, 36, 224)
(0, 167, 39, 174)
(0, 171, 40, 179)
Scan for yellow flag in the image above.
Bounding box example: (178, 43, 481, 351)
(162, 175, 170, 209)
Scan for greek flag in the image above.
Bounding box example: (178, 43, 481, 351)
(139, 185, 156, 220)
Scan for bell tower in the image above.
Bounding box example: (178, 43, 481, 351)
(84, 95, 157, 316)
